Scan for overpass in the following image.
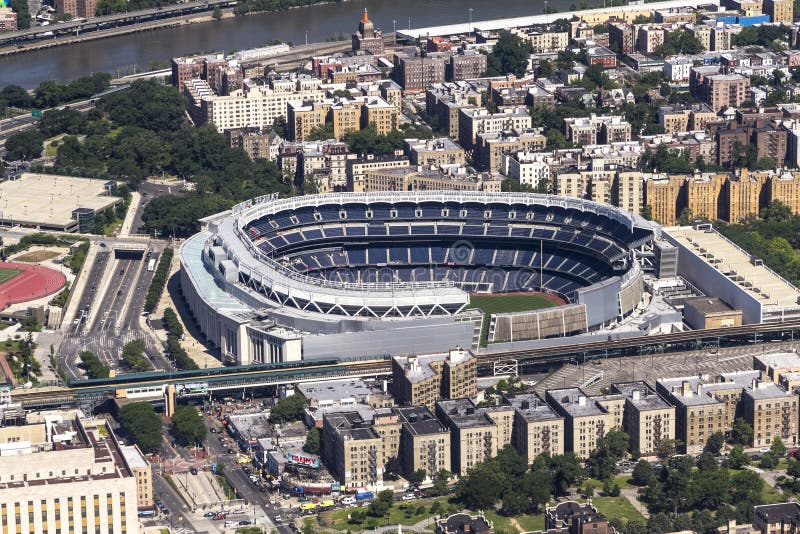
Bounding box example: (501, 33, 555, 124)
(11, 319, 800, 410)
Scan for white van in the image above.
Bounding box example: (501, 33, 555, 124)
(340, 496, 356, 506)
(224, 520, 239, 527)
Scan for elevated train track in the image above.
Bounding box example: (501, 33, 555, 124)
(11, 320, 800, 409)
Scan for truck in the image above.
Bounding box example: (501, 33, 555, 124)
(355, 491, 374, 501)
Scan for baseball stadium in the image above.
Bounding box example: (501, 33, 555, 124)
(179, 192, 659, 364)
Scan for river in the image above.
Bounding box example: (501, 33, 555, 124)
(0, 0, 583, 88)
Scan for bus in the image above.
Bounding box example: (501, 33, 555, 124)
(147, 258, 156, 272)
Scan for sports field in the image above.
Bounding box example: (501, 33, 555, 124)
(468, 293, 562, 346)
(467, 293, 560, 315)
(0, 268, 21, 285)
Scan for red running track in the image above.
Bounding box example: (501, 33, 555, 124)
(0, 262, 66, 310)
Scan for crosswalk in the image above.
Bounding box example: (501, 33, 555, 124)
(58, 327, 163, 377)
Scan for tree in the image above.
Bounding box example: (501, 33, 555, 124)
(787, 458, 800, 479)
(98, 79, 185, 132)
(1, 85, 33, 108)
(118, 402, 162, 454)
(212, 5, 222, 18)
(677, 208, 695, 226)
(410, 469, 427, 485)
(728, 446, 750, 469)
(523, 469, 552, 512)
(342, 125, 403, 156)
(655, 438, 678, 461)
(121, 339, 151, 372)
(770, 435, 787, 457)
(549, 453, 583, 496)
(4, 130, 44, 161)
(761, 200, 794, 223)
(304, 427, 320, 454)
(704, 431, 726, 456)
(732, 418, 754, 446)
(632, 459, 654, 486)
(696, 451, 719, 472)
(171, 405, 207, 446)
(307, 123, 335, 141)
(268, 394, 307, 423)
(455, 460, 507, 509)
(485, 32, 531, 78)
(78, 351, 109, 379)
(760, 453, 776, 469)
(641, 205, 653, 221)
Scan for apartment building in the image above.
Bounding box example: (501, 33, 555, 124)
(227, 128, 283, 161)
(55, 0, 95, 18)
(614, 171, 646, 214)
(609, 22, 635, 55)
(705, 74, 751, 112)
(503, 152, 551, 190)
(545, 388, 618, 458)
(475, 130, 547, 173)
(727, 170, 767, 223)
(322, 411, 385, 489)
(392, 349, 477, 410)
(447, 51, 488, 82)
(426, 82, 481, 139)
(612, 382, 676, 455)
(768, 172, 800, 214)
(511, 27, 570, 53)
(362, 97, 399, 134)
(435, 399, 504, 476)
(362, 166, 501, 193)
(764, 0, 793, 23)
(718, 128, 750, 166)
(297, 141, 354, 192)
(0, 411, 139, 534)
(347, 155, 410, 192)
(287, 100, 330, 141)
(195, 76, 326, 133)
(636, 25, 666, 54)
(687, 173, 725, 221)
(458, 107, 533, 148)
(754, 128, 788, 167)
(404, 137, 466, 167)
(742, 380, 798, 448)
(394, 51, 448, 92)
(686, 23, 712, 51)
(506, 393, 565, 461)
(658, 104, 718, 133)
(644, 175, 684, 225)
(563, 115, 632, 146)
(394, 406, 451, 480)
(753, 502, 800, 534)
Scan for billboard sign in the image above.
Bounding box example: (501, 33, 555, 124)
(287, 452, 320, 468)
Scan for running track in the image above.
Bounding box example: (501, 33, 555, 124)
(0, 262, 66, 309)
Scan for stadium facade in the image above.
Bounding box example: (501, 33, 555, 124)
(179, 192, 658, 364)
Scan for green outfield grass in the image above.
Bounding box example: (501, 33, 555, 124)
(467, 293, 558, 347)
(0, 268, 22, 285)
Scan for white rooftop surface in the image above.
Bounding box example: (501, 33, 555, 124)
(754, 351, 800, 370)
(119, 445, 148, 469)
(0, 173, 119, 227)
(398, 0, 720, 39)
(667, 226, 800, 308)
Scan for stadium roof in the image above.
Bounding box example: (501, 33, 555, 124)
(180, 231, 250, 315)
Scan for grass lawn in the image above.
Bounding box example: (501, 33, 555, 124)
(592, 496, 646, 523)
(583, 475, 636, 491)
(467, 293, 556, 346)
(482, 510, 545, 533)
(0, 268, 21, 285)
(318, 498, 454, 531)
(762, 483, 786, 504)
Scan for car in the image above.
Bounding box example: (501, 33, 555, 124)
(213, 513, 226, 520)
(751, 454, 761, 460)
(274, 515, 282, 523)
(227, 448, 235, 454)
(239, 520, 251, 526)
(340, 497, 356, 506)
(204, 512, 216, 518)
(401, 494, 416, 501)
(210, 428, 217, 433)
(268, 499, 277, 506)
(190, 467, 198, 475)
(760, 447, 770, 453)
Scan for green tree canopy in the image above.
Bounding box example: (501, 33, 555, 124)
(268, 394, 307, 423)
(171, 405, 207, 446)
(118, 402, 162, 454)
(4, 130, 44, 161)
(485, 32, 531, 78)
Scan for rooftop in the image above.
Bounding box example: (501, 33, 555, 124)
(393, 406, 448, 436)
(297, 379, 374, 405)
(546, 388, 606, 417)
(666, 226, 800, 309)
(612, 381, 672, 411)
(505, 393, 562, 422)
(685, 297, 736, 315)
(436, 399, 495, 429)
(743, 380, 794, 401)
(325, 411, 381, 441)
(754, 351, 800, 371)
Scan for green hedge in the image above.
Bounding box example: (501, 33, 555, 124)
(162, 307, 183, 337)
(144, 247, 173, 313)
(166, 335, 198, 370)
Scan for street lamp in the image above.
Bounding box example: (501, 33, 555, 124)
(468, 8, 473, 40)
(393, 19, 396, 43)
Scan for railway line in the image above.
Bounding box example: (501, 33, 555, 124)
(11, 320, 800, 409)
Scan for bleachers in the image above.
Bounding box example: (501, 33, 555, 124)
(240, 198, 648, 298)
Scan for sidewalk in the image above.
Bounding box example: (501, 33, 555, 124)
(118, 192, 141, 236)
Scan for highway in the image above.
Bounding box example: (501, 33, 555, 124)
(0, 100, 95, 146)
(0, 0, 237, 47)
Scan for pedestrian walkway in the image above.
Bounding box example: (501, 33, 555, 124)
(118, 192, 140, 236)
